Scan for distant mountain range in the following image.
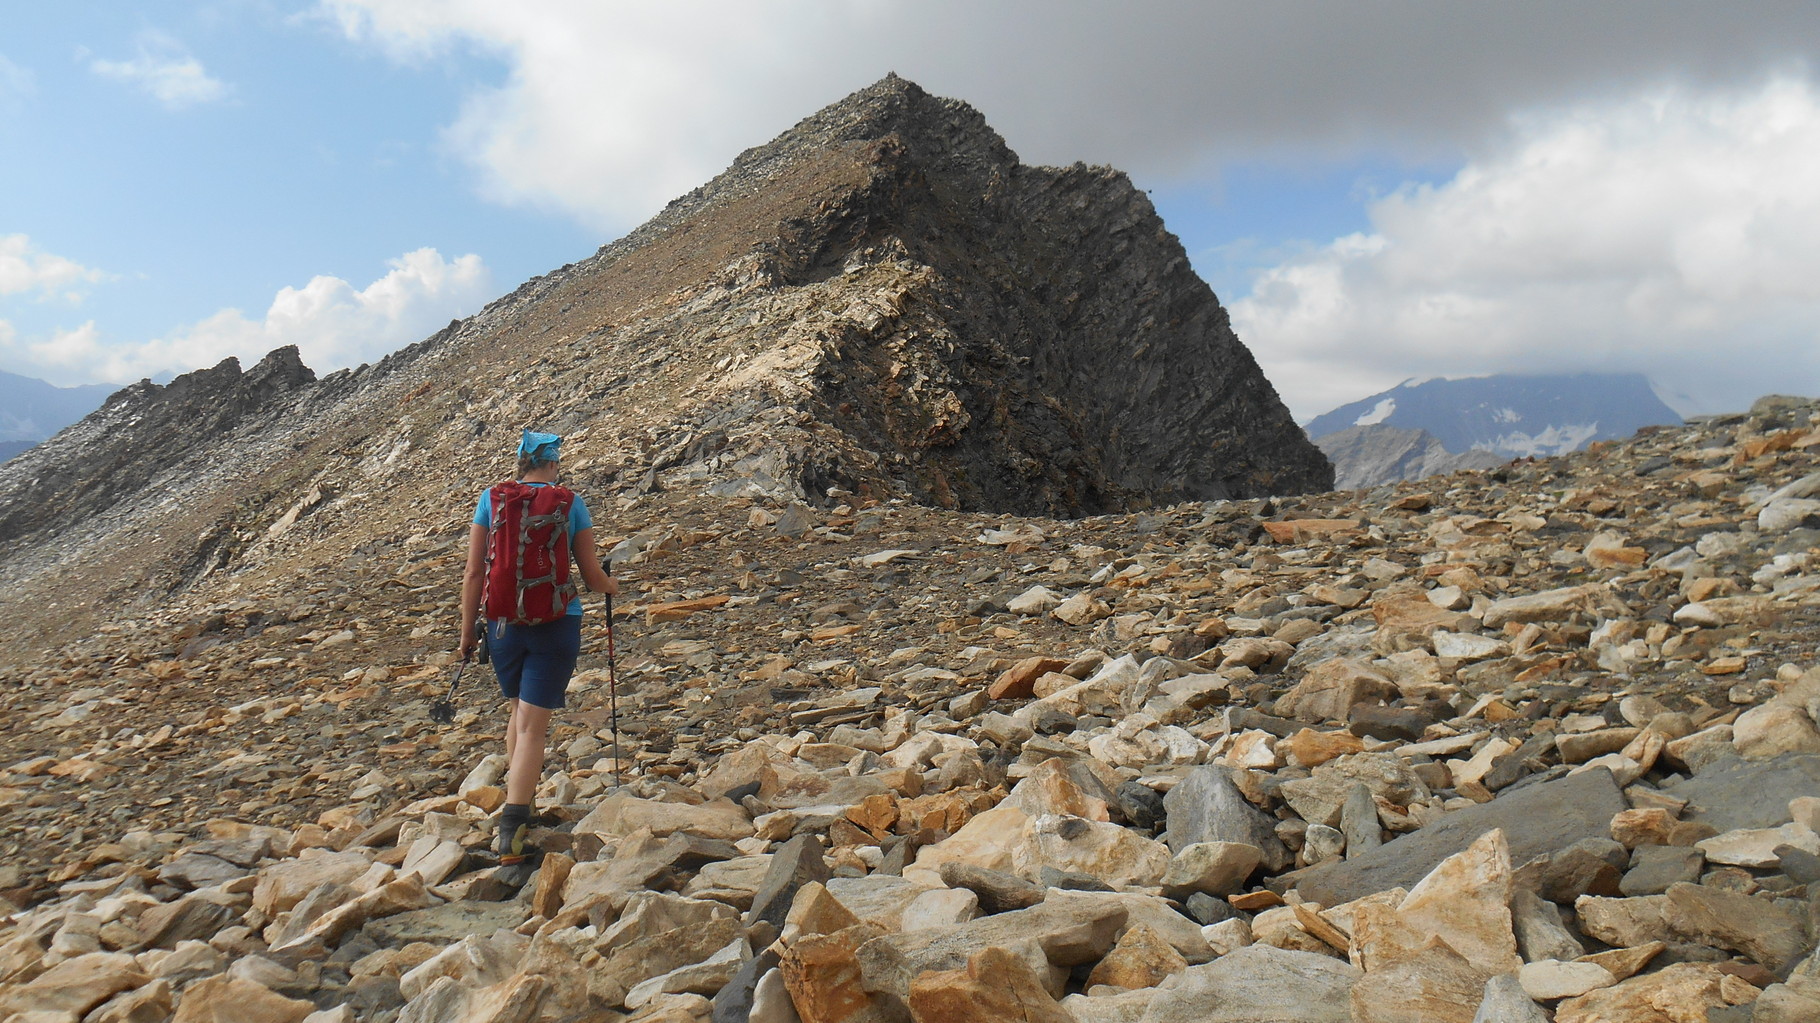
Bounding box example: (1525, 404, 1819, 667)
(0, 371, 117, 463)
(1307, 373, 1684, 489)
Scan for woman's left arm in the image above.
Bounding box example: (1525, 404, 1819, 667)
(572, 528, 618, 596)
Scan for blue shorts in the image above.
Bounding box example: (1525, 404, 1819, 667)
(488, 616, 582, 709)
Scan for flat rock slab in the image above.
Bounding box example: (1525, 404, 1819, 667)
(1140, 944, 1358, 1023)
(1666, 754, 1820, 832)
(364, 901, 528, 945)
(1292, 768, 1625, 906)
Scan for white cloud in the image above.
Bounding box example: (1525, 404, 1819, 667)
(315, 1, 1820, 231)
(89, 31, 230, 109)
(1233, 77, 1820, 419)
(0, 54, 33, 111)
(0, 235, 108, 302)
(2, 248, 491, 386)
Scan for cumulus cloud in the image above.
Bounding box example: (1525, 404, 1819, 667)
(316, 0, 1820, 230)
(0, 235, 109, 302)
(88, 31, 230, 109)
(3, 248, 491, 386)
(1231, 77, 1820, 419)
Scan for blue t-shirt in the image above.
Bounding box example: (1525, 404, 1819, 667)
(474, 482, 592, 617)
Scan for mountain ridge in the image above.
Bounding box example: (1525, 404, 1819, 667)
(0, 74, 1328, 652)
(1306, 372, 1682, 460)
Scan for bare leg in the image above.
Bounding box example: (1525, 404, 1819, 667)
(506, 700, 553, 806)
(504, 700, 519, 768)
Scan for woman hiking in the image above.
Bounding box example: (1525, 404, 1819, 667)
(460, 429, 617, 866)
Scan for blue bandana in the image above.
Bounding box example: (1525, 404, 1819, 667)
(518, 429, 562, 466)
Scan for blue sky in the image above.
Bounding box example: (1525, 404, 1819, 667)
(4, 3, 1819, 419)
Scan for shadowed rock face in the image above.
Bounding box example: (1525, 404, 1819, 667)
(712, 75, 1334, 513)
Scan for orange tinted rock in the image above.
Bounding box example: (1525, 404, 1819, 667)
(780, 923, 887, 1023)
(989, 657, 1070, 700)
(908, 945, 1074, 1023)
(1085, 923, 1188, 990)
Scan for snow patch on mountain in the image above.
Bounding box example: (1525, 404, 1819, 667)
(1306, 372, 1682, 487)
(1492, 422, 1602, 458)
(1354, 398, 1396, 427)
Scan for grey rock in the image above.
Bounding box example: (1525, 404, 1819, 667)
(856, 898, 1127, 1003)
(133, 896, 237, 952)
(156, 853, 248, 890)
(1293, 767, 1627, 906)
(1472, 973, 1549, 1023)
(1667, 753, 1820, 832)
(1117, 780, 1166, 831)
(938, 862, 1046, 913)
(1162, 765, 1291, 872)
(1663, 881, 1811, 972)
(364, 901, 527, 945)
(1184, 892, 1235, 925)
(1339, 782, 1382, 857)
(1347, 703, 1435, 743)
(1139, 944, 1358, 1022)
(746, 834, 830, 929)
(1778, 844, 1820, 885)
(1533, 838, 1627, 903)
(1510, 888, 1584, 963)
(1620, 845, 1705, 896)
(711, 947, 781, 1023)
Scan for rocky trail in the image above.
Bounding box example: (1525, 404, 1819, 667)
(4, 398, 1820, 1020)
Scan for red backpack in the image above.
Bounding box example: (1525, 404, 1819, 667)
(484, 481, 579, 624)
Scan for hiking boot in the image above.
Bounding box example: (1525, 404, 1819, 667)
(495, 804, 537, 867)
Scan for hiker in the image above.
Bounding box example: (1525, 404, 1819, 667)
(459, 429, 617, 865)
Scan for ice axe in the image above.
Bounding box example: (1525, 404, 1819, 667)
(429, 658, 466, 725)
(431, 620, 488, 724)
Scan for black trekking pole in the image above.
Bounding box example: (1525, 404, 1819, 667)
(605, 582, 623, 788)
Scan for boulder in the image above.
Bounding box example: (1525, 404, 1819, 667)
(1295, 768, 1626, 906)
(855, 899, 1126, 1005)
(1554, 962, 1760, 1023)
(1473, 974, 1548, 1023)
(1142, 944, 1358, 1023)
(1161, 765, 1291, 872)
(1517, 960, 1617, 1001)
(908, 944, 1074, 1023)
(1733, 704, 1820, 760)
(575, 795, 755, 841)
(1663, 882, 1811, 972)
(1160, 841, 1261, 897)
(171, 974, 317, 1023)
(1573, 895, 1669, 949)
(1668, 754, 1820, 832)
(1012, 813, 1171, 887)
(1085, 923, 1189, 990)
(0, 952, 148, 1018)
(1276, 659, 1398, 724)
(748, 834, 832, 929)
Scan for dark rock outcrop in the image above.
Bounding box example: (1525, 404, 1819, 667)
(0, 347, 314, 547)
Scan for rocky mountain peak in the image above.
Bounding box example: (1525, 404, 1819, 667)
(0, 76, 1328, 646)
(0, 346, 315, 549)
